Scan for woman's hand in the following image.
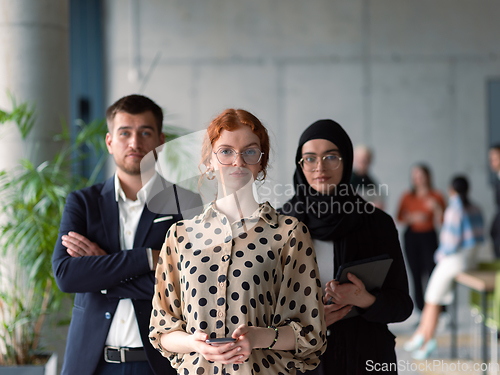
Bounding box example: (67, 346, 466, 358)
(325, 273, 376, 309)
(426, 196, 444, 224)
(230, 324, 296, 361)
(231, 325, 259, 364)
(189, 330, 245, 364)
(425, 196, 439, 211)
(323, 298, 352, 326)
(434, 250, 445, 263)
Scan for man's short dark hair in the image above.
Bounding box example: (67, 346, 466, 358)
(106, 94, 163, 135)
(491, 143, 500, 152)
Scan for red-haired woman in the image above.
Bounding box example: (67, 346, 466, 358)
(149, 109, 326, 374)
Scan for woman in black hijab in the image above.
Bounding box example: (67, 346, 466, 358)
(280, 119, 413, 374)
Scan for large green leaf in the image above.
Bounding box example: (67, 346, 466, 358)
(0, 98, 107, 365)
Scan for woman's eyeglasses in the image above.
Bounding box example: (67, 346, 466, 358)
(298, 154, 342, 172)
(214, 148, 264, 165)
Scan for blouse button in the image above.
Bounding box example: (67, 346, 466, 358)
(218, 311, 224, 317)
(219, 282, 224, 287)
(222, 255, 230, 262)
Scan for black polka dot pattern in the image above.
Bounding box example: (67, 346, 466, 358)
(149, 202, 326, 374)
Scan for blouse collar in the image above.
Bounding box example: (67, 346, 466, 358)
(200, 201, 279, 227)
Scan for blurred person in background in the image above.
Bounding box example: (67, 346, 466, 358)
(351, 145, 385, 210)
(397, 164, 445, 312)
(489, 144, 500, 258)
(404, 175, 484, 359)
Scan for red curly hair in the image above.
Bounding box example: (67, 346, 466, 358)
(200, 109, 270, 180)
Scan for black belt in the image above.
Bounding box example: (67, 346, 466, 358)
(104, 346, 147, 363)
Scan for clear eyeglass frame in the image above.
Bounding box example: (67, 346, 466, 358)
(213, 148, 264, 165)
(298, 155, 343, 172)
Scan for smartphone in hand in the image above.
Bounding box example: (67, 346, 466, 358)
(206, 337, 237, 345)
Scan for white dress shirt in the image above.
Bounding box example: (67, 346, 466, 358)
(313, 238, 335, 296)
(105, 173, 156, 348)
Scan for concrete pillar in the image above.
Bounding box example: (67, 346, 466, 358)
(0, 0, 69, 170)
(0, 2, 70, 370)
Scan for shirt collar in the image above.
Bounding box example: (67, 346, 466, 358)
(256, 201, 279, 226)
(114, 172, 158, 203)
(199, 201, 216, 221)
(200, 201, 279, 226)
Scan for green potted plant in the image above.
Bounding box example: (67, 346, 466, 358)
(0, 96, 108, 374)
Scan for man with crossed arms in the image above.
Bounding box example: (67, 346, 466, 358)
(53, 94, 201, 375)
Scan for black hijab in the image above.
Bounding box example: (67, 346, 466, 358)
(280, 119, 363, 242)
(281, 121, 412, 373)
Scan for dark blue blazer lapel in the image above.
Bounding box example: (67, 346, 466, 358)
(134, 206, 156, 248)
(99, 177, 121, 254)
(133, 177, 171, 248)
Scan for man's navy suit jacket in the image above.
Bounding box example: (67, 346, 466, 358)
(52, 176, 202, 375)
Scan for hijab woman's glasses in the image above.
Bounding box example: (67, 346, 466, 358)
(298, 154, 343, 172)
(214, 148, 264, 165)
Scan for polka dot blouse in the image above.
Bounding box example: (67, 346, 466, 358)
(149, 202, 327, 374)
